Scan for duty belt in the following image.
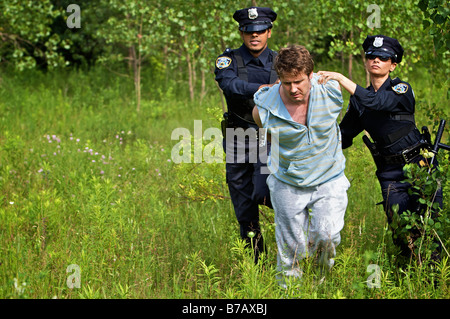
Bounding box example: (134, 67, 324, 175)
(381, 142, 429, 165)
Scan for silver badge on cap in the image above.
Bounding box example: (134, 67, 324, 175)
(248, 8, 258, 19)
(373, 37, 383, 47)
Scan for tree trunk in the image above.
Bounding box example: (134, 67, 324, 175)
(361, 51, 370, 87)
(186, 51, 194, 101)
(348, 52, 353, 81)
(130, 44, 141, 112)
(200, 68, 206, 103)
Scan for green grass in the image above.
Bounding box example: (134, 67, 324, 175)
(0, 67, 449, 299)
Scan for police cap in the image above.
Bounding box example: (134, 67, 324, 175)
(233, 7, 277, 32)
(363, 35, 404, 63)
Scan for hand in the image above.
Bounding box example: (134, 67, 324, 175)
(317, 71, 343, 85)
(258, 78, 280, 90)
(317, 71, 357, 95)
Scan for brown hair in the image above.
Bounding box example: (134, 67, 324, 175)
(274, 45, 314, 78)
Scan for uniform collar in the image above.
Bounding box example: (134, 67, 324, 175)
(368, 76, 392, 92)
(238, 44, 271, 67)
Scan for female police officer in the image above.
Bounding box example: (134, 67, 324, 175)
(318, 35, 443, 260)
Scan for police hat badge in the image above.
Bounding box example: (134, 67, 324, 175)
(373, 37, 383, 47)
(392, 83, 408, 94)
(248, 8, 258, 19)
(216, 56, 232, 69)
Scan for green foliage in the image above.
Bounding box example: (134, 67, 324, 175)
(418, 0, 450, 98)
(389, 151, 450, 263)
(1, 67, 449, 299)
(0, 0, 68, 69)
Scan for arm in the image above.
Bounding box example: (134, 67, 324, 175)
(317, 71, 357, 95)
(214, 51, 260, 99)
(215, 66, 260, 98)
(252, 105, 271, 143)
(352, 83, 415, 113)
(252, 106, 262, 128)
(339, 100, 364, 149)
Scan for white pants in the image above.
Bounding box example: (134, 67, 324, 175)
(267, 174, 350, 280)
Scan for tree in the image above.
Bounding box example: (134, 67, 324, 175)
(0, 0, 69, 70)
(96, 0, 164, 112)
(418, 0, 449, 98)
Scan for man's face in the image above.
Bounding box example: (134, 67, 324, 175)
(240, 28, 272, 56)
(279, 71, 313, 104)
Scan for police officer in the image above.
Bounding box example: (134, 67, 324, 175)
(214, 7, 278, 261)
(318, 35, 443, 259)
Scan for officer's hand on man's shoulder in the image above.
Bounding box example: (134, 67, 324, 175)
(258, 79, 280, 91)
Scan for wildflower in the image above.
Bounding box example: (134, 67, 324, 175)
(76, 139, 80, 143)
(9, 202, 14, 205)
(100, 171, 104, 175)
(419, 160, 426, 167)
(13, 278, 26, 295)
(38, 168, 43, 173)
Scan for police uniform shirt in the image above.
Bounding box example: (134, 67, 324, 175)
(214, 44, 275, 100)
(340, 76, 418, 155)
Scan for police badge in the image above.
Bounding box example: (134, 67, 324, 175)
(216, 56, 232, 69)
(248, 8, 258, 19)
(392, 83, 408, 94)
(373, 37, 383, 47)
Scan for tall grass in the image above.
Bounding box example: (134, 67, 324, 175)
(0, 66, 448, 299)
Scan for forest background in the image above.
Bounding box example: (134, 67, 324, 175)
(0, 0, 449, 300)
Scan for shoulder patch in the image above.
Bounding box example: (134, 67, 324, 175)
(216, 56, 232, 69)
(392, 83, 409, 94)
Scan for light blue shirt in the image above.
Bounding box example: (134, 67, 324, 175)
(254, 73, 346, 187)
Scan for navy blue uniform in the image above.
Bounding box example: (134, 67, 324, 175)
(214, 7, 278, 261)
(340, 77, 443, 255)
(214, 44, 276, 241)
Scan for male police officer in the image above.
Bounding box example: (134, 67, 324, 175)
(318, 35, 443, 259)
(214, 7, 278, 261)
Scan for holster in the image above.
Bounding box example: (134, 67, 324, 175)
(421, 126, 432, 147)
(362, 135, 383, 168)
(221, 112, 229, 137)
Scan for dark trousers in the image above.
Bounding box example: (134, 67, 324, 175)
(377, 156, 443, 255)
(223, 124, 272, 239)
